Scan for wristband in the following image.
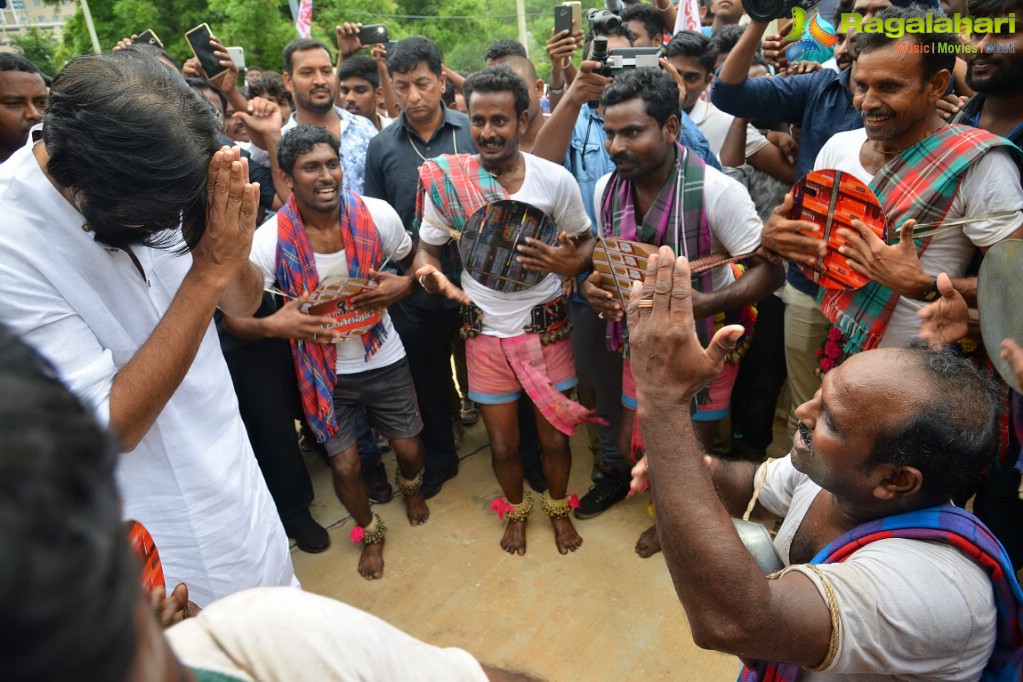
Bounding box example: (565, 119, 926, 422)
(919, 275, 940, 302)
(548, 84, 565, 95)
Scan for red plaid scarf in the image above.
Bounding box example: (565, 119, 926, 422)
(818, 126, 1019, 355)
(275, 191, 384, 443)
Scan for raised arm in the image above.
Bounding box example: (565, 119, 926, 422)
(233, 97, 289, 204)
(717, 19, 769, 85)
(113, 148, 261, 450)
(532, 60, 610, 164)
(627, 247, 832, 666)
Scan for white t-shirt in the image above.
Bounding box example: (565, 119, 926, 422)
(755, 456, 997, 681)
(688, 98, 771, 160)
(0, 145, 296, 607)
(594, 163, 764, 292)
(250, 196, 411, 375)
(419, 153, 591, 337)
(815, 128, 1023, 349)
(167, 588, 489, 682)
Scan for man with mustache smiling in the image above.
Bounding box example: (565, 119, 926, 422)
(246, 39, 377, 203)
(413, 66, 595, 556)
(762, 5, 1023, 357)
(956, 0, 1023, 145)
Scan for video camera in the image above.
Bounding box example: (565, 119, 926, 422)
(590, 36, 662, 76)
(740, 0, 815, 23)
(586, 0, 625, 34)
(587, 8, 622, 33)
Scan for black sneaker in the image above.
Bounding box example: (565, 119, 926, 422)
(573, 473, 631, 519)
(361, 461, 393, 504)
(284, 512, 331, 554)
(421, 465, 459, 500)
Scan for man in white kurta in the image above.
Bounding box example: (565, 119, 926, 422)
(0, 144, 295, 605)
(0, 52, 295, 606)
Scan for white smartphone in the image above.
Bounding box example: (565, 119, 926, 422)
(226, 46, 246, 70)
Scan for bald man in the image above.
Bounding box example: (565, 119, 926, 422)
(493, 55, 546, 153)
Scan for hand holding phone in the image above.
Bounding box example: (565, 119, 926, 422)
(185, 23, 228, 80)
(337, 22, 363, 59)
(358, 24, 389, 45)
(133, 29, 164, 49)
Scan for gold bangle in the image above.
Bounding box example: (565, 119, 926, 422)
(657, 1, 673, 11)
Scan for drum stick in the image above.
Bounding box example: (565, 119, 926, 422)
(596, 234, 629, 310)
(909, 211, 1023, 238)
(265, 286, 297, 300)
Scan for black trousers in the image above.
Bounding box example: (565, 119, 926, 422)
(389, 297, 462, 478)
(223, 337, 314, 525)
(730, 293, 787, 455)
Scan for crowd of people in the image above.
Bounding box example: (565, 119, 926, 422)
(2, 0, 1023, 677)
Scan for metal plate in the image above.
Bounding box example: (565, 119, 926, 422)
(457, 200, 559, 293)
(979, 239, 1023, 392)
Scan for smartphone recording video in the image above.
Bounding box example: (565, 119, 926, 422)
(133, 29, 164, 49)
(358, 24, 390, 45)
(185, 23, 227, 80)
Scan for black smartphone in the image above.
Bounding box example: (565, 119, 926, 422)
(554, 5, 574, 35)
(185, 23, 227, 80)
(358, 24, 389, 45)
(133, 29, 164, 49)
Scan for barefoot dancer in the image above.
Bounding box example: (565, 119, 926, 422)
(413, 67, 596, 555)
(234, 125, 429, 579)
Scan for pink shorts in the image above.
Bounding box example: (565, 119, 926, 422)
(622, 358, 738, 422)
(467, 335, 577, 405)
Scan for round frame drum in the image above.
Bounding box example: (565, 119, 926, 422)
(789, 169, 889, 290)
(979, 239, 1023, 392)
(458, 200, 559, 293)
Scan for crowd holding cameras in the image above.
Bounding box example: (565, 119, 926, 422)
(3, 0, 1023, 678)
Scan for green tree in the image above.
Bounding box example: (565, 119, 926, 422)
(8, 26, 62, 77)
(45, 0, 602, 81)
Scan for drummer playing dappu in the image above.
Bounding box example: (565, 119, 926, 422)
(224, 124, 430, 581)
(413, 65, 598, 556)
(761, 5, 1023, 364)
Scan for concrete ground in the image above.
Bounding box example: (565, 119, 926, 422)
(291, 416, 789, 681)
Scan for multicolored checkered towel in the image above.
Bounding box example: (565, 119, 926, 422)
(415, 154, 508, 284)
(496, 334, 603, 436)
(817, 125, 1020, 355)
(739, 504, 1023, 682)
(275, 191, 385, 443)
(599, 143, 711, 350)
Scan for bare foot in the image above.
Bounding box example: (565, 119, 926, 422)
(405, 493, 430, 526)
(551, 517, 582, 554)
(635, 524, 661, 558)
(358, 540, 384, 580)
(500, 519, 527, 555)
